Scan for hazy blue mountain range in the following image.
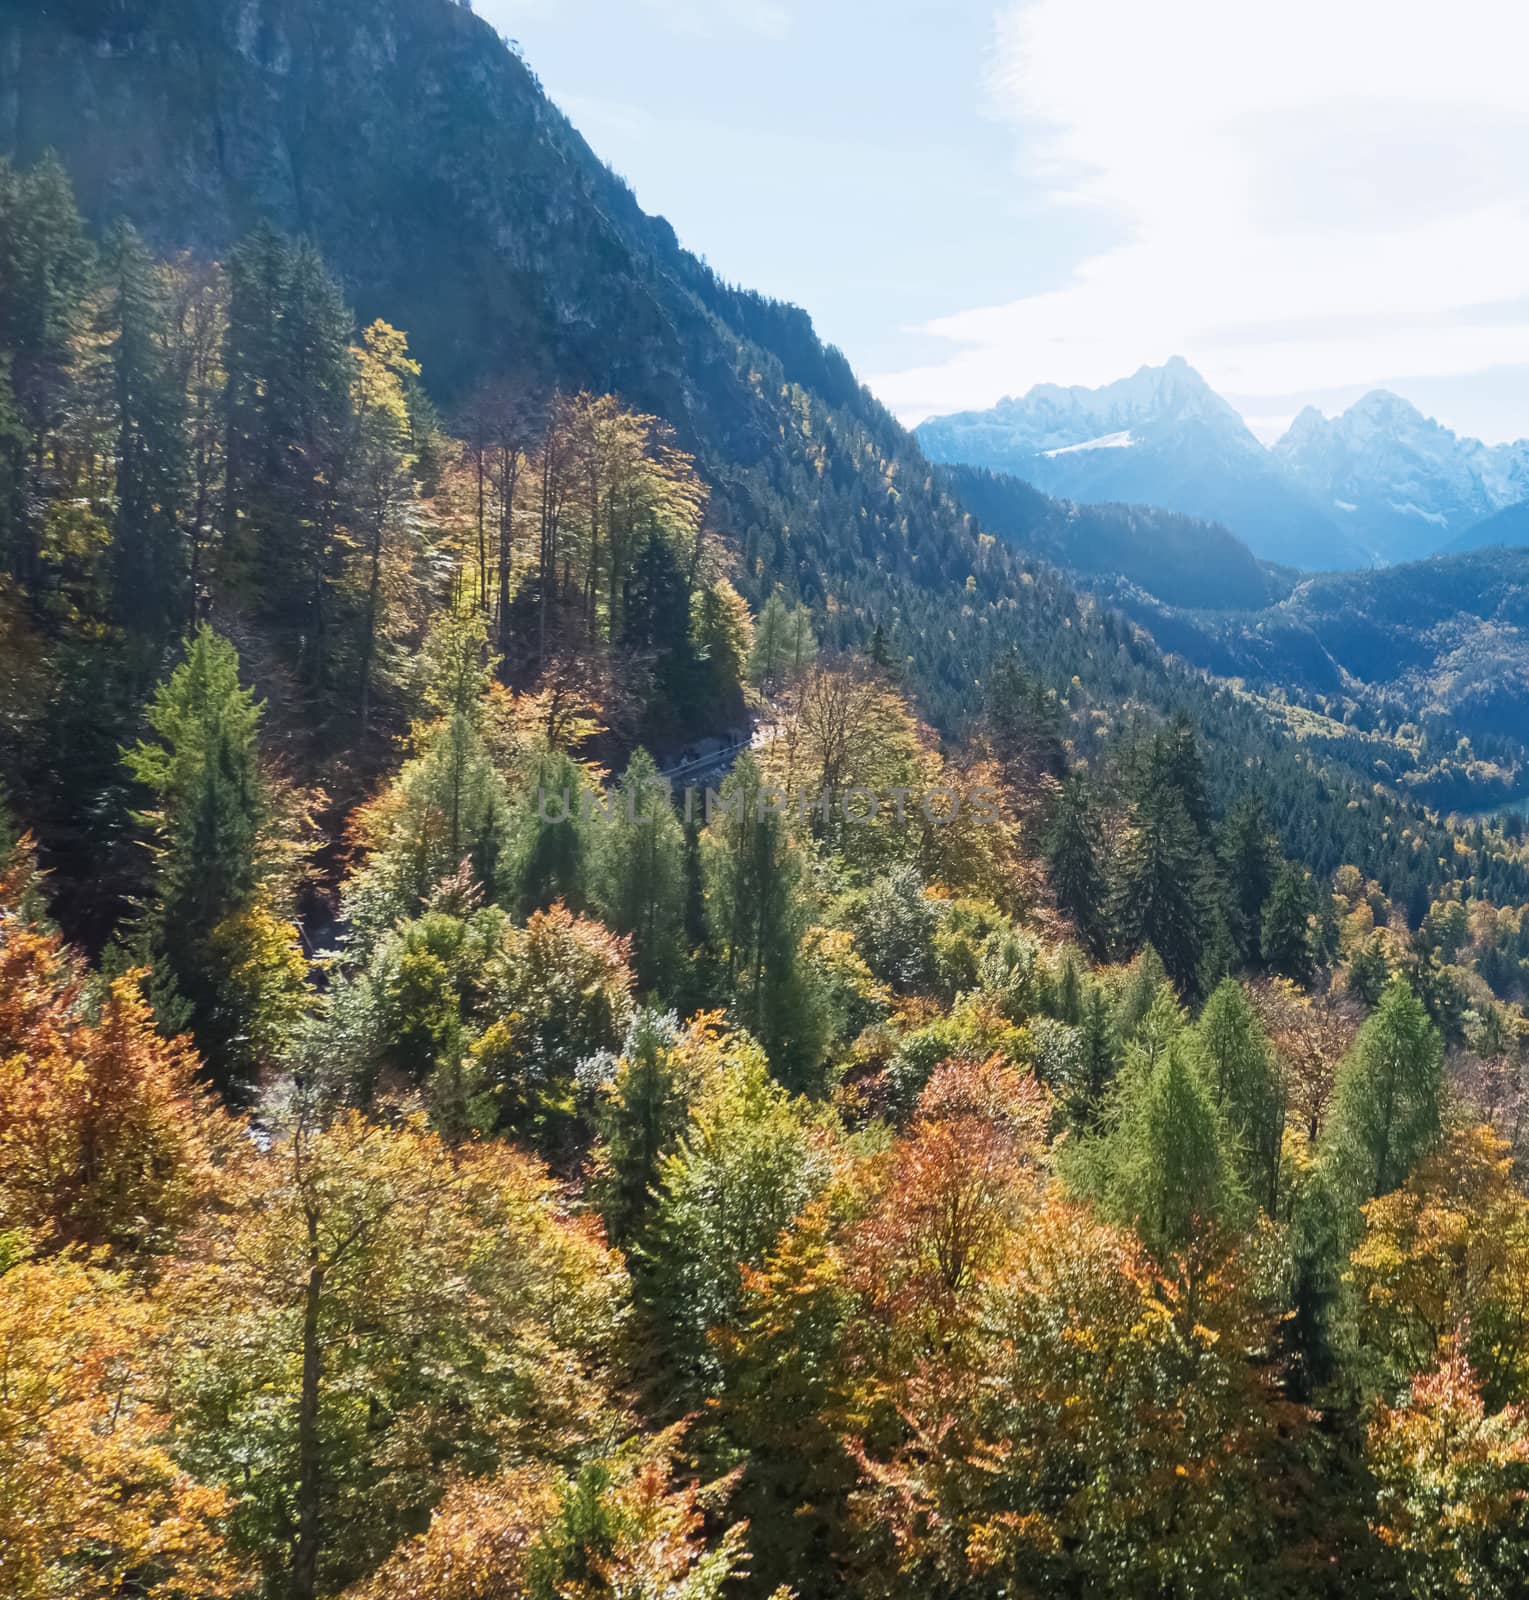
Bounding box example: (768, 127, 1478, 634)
(918, 359, 1529, 571)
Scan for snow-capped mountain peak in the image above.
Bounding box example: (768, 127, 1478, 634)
(914, 363, 1529, 570)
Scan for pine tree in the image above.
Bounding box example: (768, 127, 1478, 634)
(520, 749, 589, 915)
(590, 748, 685, 993)
(1046, 773, 1106, 956)
(105, 222, 188, 643)
(703, 754, 824, 1090)
(123, 626, 301, 1091)
(1261, 863, 1318, 984)
(1347, 931, 1391, 1007)
(1114, 783, 1210, 993)
(1193, 979, 1285, 1215)
(1094, 1031, 1246, 1261)
(595, 1009, 687, 1247)
(1218, 795, 1280, 961)
(1065, 981, 1121, 1131)
(0, 155, 96, 586)
(1142, 714, 1213, 837)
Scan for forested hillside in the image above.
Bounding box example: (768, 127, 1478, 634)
(1102, 548, 1529, 814)
(6, 4, 1529, 1598)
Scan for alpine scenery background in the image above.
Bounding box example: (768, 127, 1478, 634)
(3, 3, 1529, 1597)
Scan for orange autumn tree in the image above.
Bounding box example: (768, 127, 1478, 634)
(855, 1192, 1299, 1600)
(1367, 1338, 1529, 1599)
(344, 1428, 777, 1600)
(0, 909, 224, 1257)
(0, 1250, 243, 1600)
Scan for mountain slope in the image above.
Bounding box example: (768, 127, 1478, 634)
(8, 0, 1522, 893)
(1, 0, 1036, 722)
(917, 358, 1366, 571)
(1450, 501, 1529, 554)
(1107, 547, 1529, 795)
(1274, 392, 1529, 564)
(942, 464, 1279, 612)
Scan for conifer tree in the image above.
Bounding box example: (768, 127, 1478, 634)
(1046, 772, 1107, 956)
(1262, 862, 1318, 985)
(703, 753, 824, 1090)
(1193, 979, 1285, 1215)
(1098, 1034, 1245, 1260)
(123, 626, 302, 1090)
(105, 222, 188, 643)
(1324, 975, 1444, 1203)
(1065, 981, 1121, 1131)
(1114, 783, 1210, 993)
(590, 748, 685, 993)
(1142, 714, 1213, 837)
(1218, 794, 1281, 961)
(519, 748, 589, 915)
(0, 155, 95, 585)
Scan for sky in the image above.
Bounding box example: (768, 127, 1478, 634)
(477, 0, 1529, 445)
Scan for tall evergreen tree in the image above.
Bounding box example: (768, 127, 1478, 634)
(123, 626, 300, 1091)
(1142, 714, 1213, 838)
(1218, 794, 1281, 961)
(1114, 783, 1210, 993)
(0, 155, 95, 585)
(1065, 981, 1121, 1132)
(1261, 863, 1318, 985)
(703, 754, 824, 1090)
(105, 222, 188, 642)
(1324, 975, 1444, 1203)
(591, 748, 685, 993)
(1193, 979, 1285, 1215)
(1046, 773, 1107, 956)
(1094, 1034, 1245, 1260)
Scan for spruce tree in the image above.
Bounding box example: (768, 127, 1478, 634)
(1323, 975, 1444, 1203)
(703, 754, 824, 1091)
(106, 222, 188, 642)
(1143, 714, 1213, 837)
(1046, 773, 1106, 956)
(1096, 1033, 1245, 1260)
(519, 749, 589, 915)
(591, 748, 685, 994)
(124, 626, 299, 1091)
(1217, 794, 1280, 961)
(0, 155, 95, 584)
(1114, 783, 1210, 993)
(1261, 863, 1318, 984)
(1065, 981, 1121, 1131)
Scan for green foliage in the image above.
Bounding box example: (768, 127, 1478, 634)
(1262, 862, 1319, 984)
(1324, 975, 1444, 1204)
(589, 749, 684, 992)
(1193, 979, 1284, 1215)
(641, 1037, 826, 1398)
(1114, 783, 1211, 993)
(1046, 773, 1107, 956)
(123, 626, 301, 1090)
(702, 754, 826, 1091)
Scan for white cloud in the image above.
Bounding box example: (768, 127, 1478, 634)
(872, 0, 1529, 438)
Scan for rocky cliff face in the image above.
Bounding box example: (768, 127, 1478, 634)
(0, 0, 1019, 723)
(0, 0, 780, 449)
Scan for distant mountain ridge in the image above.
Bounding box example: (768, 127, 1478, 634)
(1275, 393, 1529, 564)
(918, 359, 1529, 571)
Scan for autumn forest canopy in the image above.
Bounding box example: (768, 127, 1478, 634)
(5, 17, 1529, 1600)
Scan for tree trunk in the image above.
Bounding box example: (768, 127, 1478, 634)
(291, 1244, 325, 1600)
